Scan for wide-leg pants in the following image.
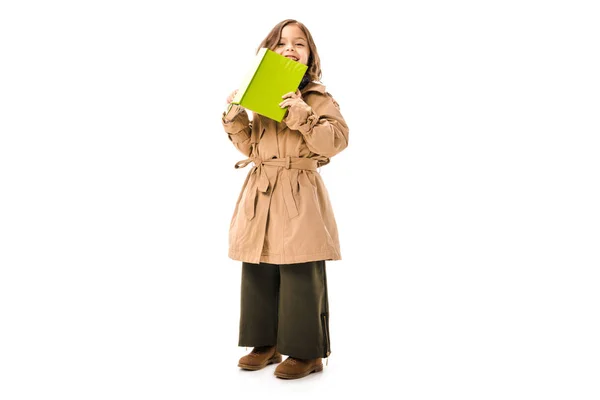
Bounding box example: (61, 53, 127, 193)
(238, 260, 331, 360)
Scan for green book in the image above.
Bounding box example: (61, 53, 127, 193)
(231, 48, 308, 122)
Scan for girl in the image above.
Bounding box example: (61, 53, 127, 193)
(222, 19, 349, 380)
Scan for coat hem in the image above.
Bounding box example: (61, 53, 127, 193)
(229, 249, 341, 265)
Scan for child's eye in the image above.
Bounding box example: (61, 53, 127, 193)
(296, 43, 304, 47)
(276, 43, 284, 47)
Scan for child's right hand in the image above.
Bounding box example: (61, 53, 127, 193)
(226, 89, 239, 104)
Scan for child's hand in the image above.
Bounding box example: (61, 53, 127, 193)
(223, 89, 245, 122)
(226, 89, 239, 104)
(279, 90, 308, 109)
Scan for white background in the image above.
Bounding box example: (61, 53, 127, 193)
(1, 0, 599, 399)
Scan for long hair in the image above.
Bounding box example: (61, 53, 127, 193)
(257, 19, 322, 82)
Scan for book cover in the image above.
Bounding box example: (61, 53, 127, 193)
(231, 48, 308, 122)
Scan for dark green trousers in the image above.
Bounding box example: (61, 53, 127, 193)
(239, 260, 331, 360)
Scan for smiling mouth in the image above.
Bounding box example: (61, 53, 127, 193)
(285, 56, 298, 61)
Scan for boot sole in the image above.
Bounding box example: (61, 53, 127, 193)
(238, 354, 282, 371)
(274, 364, 323, 379)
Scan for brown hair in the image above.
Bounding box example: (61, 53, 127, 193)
(257, 19, 322, 82)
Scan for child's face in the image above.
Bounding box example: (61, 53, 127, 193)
(275, 24, 310, 66)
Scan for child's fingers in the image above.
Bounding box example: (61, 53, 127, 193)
(280, 91, 303, 107)
(226, 89, 239, 103)
(279, 97, 297, 107)
(279, 96, 306, 108)
(281, 91, 297, 100)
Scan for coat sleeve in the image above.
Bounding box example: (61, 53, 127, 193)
(221, 107, 252, 157)
(283, 92, 349, 158)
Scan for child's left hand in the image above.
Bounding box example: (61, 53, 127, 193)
(279, 90, 308, 109)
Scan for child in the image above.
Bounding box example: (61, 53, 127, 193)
(221, 19, 349, 380)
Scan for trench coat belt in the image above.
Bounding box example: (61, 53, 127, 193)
(234, 156, 319, 220)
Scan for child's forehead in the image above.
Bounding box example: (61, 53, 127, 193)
(281, 25, 307, 40)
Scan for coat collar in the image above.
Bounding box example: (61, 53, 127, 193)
(301, 82, 326, 95)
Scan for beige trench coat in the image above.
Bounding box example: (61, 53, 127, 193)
(222, 82, 349, 264)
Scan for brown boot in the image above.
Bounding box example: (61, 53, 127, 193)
(238, 346, 282, 370)
(274, 357, 323, 379)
